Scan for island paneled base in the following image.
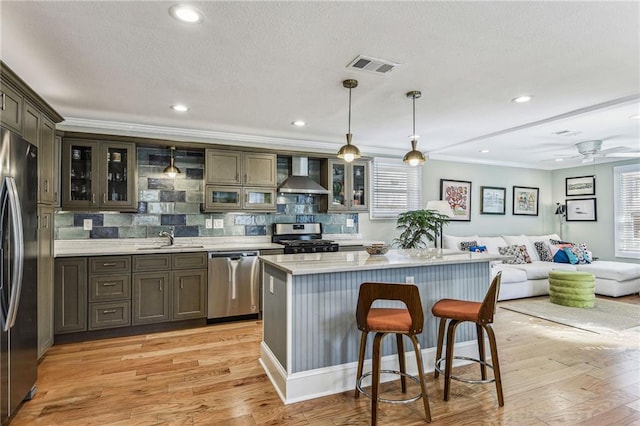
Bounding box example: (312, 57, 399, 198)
(260, 254, 494, 403)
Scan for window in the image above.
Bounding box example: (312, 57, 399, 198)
(614, 163, 640, 258)
(370, 158, 422, 219)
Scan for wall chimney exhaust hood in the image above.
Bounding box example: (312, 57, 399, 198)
(278, 157, 329, 195)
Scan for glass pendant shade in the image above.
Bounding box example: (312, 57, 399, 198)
(163, 147, 181, 177)
(403, 90, 426, 167)
(337, 79, 361, 163)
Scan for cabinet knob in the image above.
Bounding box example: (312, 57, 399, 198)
(44, 179, 49, 193)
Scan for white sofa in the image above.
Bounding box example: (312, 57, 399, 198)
(443, 234, 640, 301)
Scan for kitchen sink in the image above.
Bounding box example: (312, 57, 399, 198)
(136, 245, 205, 250)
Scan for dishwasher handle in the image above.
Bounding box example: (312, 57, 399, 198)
(208, 251, 259, 259)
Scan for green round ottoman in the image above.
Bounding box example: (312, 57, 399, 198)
(549, 270, 596, 308)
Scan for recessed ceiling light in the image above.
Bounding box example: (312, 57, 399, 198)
(169, 4, 204, 23)
(291, 120, 306, 127)
(630, 114, 640, 119)
(170, 104, 189, 112)
(479, 149, 490, 154)
(511, 95, 533, 103)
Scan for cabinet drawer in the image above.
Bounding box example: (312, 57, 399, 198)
(172, 252, 207, 270)
(89, 256, 131, 274)
(88, 301, 131, 330)
(89, 274, 131, 302)
(133, 254, 171, 272)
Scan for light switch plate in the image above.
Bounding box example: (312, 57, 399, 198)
(346, 218, 355, 227)
(83, 219, 93, 231)
(213, 219, 224, 229)
(205, 219, 213, 229)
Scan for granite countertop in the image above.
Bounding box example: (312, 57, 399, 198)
(53, 235, 381, 257)
(260, 249, 503, 275)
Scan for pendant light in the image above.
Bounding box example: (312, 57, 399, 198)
(163, 146, 181, 177)
(402, 90, 426, 167)
(337, 79, 361, 163)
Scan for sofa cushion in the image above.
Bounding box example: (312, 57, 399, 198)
(498, 245, 526, 264)
(477, 236, 508, 254)
(503, 234, 539, 262)
(577, 261, 640, 282)
(504, 261, 577, 279)
(492, 264, 528, 283)
(443, 235, 480, 251)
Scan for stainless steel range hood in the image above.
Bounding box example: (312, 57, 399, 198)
(278, 157, 329, 195)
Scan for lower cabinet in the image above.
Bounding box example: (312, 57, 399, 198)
(132, 272, 171, 324)
(55, 252, 207, 336)
(54, 258, 88, 334)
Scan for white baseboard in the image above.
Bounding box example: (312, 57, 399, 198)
(260, 340, 481, 404)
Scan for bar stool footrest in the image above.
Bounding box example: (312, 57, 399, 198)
(356, 370, 423, 404)
(435, 356, 496, 384)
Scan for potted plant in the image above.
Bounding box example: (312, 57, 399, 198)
(393, 209, 450, 249)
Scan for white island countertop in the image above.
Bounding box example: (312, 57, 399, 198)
(260, 249, 504, 275)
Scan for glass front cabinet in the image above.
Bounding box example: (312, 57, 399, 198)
(61, 139, 137, 211)
(204, 185, 276, 211)
(326, 159, 369, 212)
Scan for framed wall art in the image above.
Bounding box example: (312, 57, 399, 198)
(512, 186, 539, 216)
(566, 197, 597, 221)
(566, 175, 595, 196)
(440, 179, 471, 221)
(480, 186, 506, 215)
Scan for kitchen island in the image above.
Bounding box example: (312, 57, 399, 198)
(259, 249, 503, 403)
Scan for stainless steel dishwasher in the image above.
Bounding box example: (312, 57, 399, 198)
(207, 251, 259, 321)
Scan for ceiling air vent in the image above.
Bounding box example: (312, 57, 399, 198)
(347, 55, 400, 75)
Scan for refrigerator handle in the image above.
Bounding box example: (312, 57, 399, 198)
(4, 176, 24, 331)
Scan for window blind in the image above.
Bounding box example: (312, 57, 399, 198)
(370, 158, 422, 219)
(614, 163, 640, 258)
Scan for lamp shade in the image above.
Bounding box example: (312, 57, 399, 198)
(426, 200, 454, 217)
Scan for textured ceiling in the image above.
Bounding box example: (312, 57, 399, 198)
(1, 1, 639, 169)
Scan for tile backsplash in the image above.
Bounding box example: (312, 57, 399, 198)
(55, 147, 359, 239)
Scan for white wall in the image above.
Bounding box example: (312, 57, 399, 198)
(551, 158, 640, 263)
(360, 159, 554, 245)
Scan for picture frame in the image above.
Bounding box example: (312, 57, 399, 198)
(480, 186, 506, 215)
(440, 179, 472, 221)
(566, 197, 597, 221)
(512, 186, 539, 216)
(566, 175, 595, 196)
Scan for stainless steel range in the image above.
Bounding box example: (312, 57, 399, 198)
(272, 223, 339, 254)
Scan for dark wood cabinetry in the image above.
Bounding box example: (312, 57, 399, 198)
(61, 139, 137, 211)
(55, 252, 207, 338)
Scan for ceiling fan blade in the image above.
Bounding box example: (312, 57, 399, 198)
(607, 152, 640, 158)
(600, 146, 632, 154)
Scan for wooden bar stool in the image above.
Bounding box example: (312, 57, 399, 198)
(354, 282, 431, 425)
(431, 272, 504, 406)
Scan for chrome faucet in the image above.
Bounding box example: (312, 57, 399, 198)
(158, 226, 175, 246)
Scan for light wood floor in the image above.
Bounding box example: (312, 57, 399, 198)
(14, 295, 640, 425)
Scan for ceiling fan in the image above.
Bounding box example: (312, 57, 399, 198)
(552, 140, 640, 163)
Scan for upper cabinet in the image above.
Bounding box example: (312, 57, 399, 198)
(61, 139, 137, 212)
(0, 79, 23, 134)
(203, 149, 276, 212)
(205, 149, 276, 187)
(324, 159, 369, 212)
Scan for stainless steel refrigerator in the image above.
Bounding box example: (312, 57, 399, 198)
(0, 127, 38, 424)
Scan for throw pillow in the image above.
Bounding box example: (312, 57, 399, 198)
(498, 245, 526, 264)
(459, 240, 478, 251)
(563, 247, 579, 264)
(553, 248, 570, 263)
(519, 245, 532, 263)
(549, 238, 572, 245)
(578, 243, 592, 263)
(565, 245, 588, 264)
(469, 245, 487, 253)
(534, 241, 553, 262)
